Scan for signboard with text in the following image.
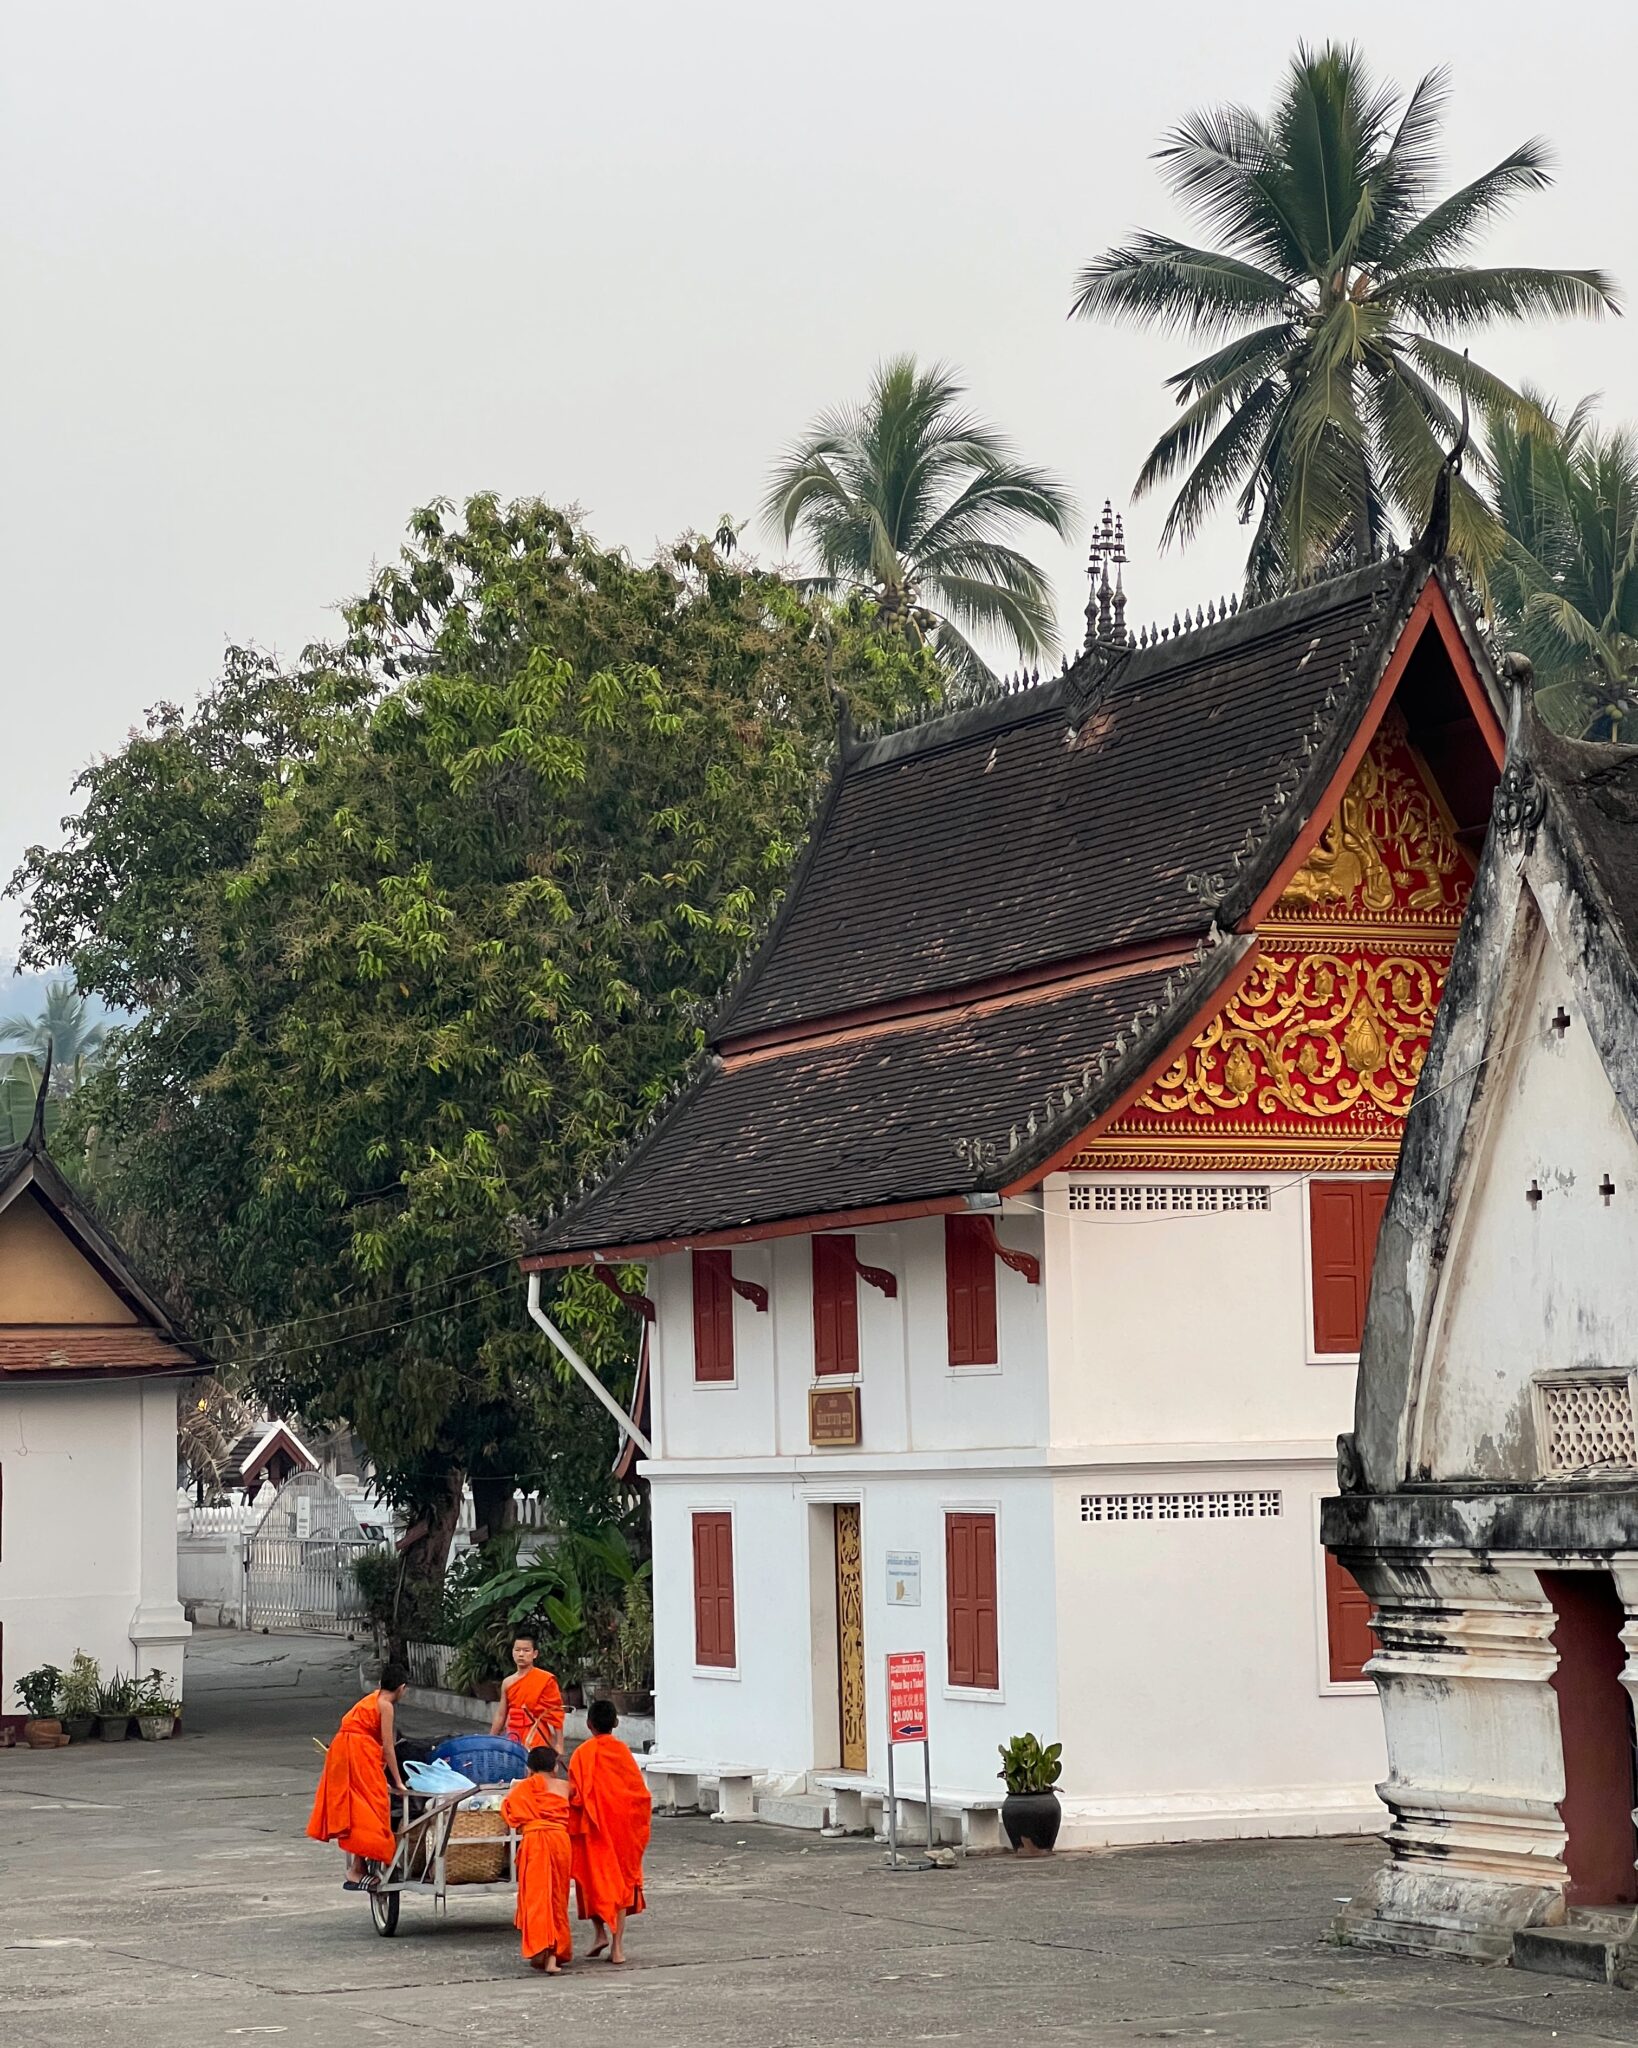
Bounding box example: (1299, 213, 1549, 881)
(808, 1384, 861, 1447)
(885, 1550, 921, 1606)
(886, 1650, 927, 1744)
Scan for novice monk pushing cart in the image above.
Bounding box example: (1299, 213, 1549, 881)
(307, 1661, 409, 1887)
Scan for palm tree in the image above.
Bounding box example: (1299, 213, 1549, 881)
(0, 980, 106, 1089)
(764, 355, 1076, 684)
(1491, 396, 1638, 739)
(1071, 43, 1618, 597)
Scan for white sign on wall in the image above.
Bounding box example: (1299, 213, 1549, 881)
(885, 1550, 921, 1606)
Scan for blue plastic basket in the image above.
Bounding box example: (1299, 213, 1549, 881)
(430, 1733, 527, 1785)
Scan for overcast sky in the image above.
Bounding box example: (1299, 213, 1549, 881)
(5, 0, 1634, 964)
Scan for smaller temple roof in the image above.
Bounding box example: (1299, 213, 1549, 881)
(0, 1103, 212, 1382)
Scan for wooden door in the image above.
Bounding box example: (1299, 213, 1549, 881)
(1543, 1570, 1638, 1907)
(834, 1504, 867, 1772)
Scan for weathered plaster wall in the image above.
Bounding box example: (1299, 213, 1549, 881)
(0, 1190, 137, 1324)
(1413, 927, 1638, 1482)
(0, 1378, 189, 1709)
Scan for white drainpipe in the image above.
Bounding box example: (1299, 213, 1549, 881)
(526, 1271, 653, 1459)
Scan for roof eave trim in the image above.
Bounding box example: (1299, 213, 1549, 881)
(520, 1193, 976, 1270)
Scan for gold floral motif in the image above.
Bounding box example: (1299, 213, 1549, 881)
(835, 1504, 867, 1772)
(1276, 710, 1467, 925)
(1134, 946, 1443, 1124)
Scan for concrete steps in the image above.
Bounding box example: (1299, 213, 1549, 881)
(753, 1791, 832, 1832)
(1512, 1909, 1638, 1987)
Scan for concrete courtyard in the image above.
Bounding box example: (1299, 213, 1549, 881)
(3, 1629, 1637, 2046)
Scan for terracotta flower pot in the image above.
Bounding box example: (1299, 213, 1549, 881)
(24, 1718, 63, 1750)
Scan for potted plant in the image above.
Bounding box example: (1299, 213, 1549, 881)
(604, 1579, 654, 1715)
(136, 1670, 179, 1740)
(16, 1666, 64, 1748)
(998, 1733, 1063, 1855)
(96, 1671, 140, 1740)
(60, 1651, 101, 1741)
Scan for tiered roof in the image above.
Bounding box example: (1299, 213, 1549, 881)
(526, 548, 1503, 1266)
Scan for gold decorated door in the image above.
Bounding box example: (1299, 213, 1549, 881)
(834, 1504, 867, 1772)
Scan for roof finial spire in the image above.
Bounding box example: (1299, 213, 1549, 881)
(28, 1043, 53, 1151)
(1084, 499, 1131, 651)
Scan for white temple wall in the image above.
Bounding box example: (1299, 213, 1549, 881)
(1049, 1460, 1385, 1844)
(650, 1208, 1048, 1466)
(1413, 928, 1638, 1483)
(1040, 1171, 1361, 1453)
(648, 1465, 1056, 1791)
(0, 1378, 189, 1710)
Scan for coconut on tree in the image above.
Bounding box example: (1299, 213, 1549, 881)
(764, 354, 1076, 685)
(1072, 43, 1619, 595)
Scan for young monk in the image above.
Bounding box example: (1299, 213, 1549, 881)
(490, 1631, 564, 1752)
(501, 1745, 574, 1974)
(568, 1699, 652, 1965)
(307, 1660, 409, 1888)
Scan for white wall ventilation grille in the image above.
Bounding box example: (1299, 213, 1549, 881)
(1067, 1182, 1272, 1214)
(1538, 1374, 1637, 1473)
(1081, 1490, 1283, 1523)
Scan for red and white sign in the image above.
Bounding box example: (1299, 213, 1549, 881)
(886, 1650, 927, 1744)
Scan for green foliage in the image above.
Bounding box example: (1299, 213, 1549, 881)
(9, 502, 942, 1584)
(1490, 396, 1638, 738)
(997, 1732, 1063, 1795)
(137, 1669, 181, 1718)
(96, 1671, 142, 1717)
(1072, 42, 1618, 595)
(15, 1665, 63, 1718)
(765, 355, 1075, 684)
(604, 1577, 654, 1690)
(0, 981, 106, 1082)
(60, 1652, 101, 1720)
(450, 1523, 648, 1686)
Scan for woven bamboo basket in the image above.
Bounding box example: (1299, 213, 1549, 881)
(445, 1808, 509, 1885)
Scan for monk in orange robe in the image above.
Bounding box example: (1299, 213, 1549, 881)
(501, 1746, 574, 1973)
(568, 1700, 652, 1964)
(490, 1631, 564, 1751)
(307, 1661, 409, 1886)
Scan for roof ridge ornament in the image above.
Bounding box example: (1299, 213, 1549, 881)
(28, 1043, 53, 1150)
(1417, 360, 1471, 565)
(1083, 499, 1131, 653)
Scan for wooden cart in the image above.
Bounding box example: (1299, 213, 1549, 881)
(364, 1783, 520, 1936)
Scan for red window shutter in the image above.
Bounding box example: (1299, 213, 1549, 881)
(1325, 1550, 1378, 1683)
(945, 1216, 999, 1367)
(693, 1511, 735, 1668)
(692, 1250, 735, 1382)
(1310, 1181, 1365, 1352)
(812, 1235, 860, 1376)
(1310, 1179, 1393, 1352)
(945, 1512, 999, 1690)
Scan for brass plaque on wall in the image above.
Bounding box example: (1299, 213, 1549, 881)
(809, 1384, 862, 1447)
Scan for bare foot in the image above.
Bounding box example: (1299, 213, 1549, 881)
(543, 1959, 562, 1976)
(608, 1947, 627, 1966)
(529, 1954, 548, 1972)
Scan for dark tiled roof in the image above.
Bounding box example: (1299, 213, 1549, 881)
(532, 958, 1217, 1255)
(717, 559, 1414, 1040)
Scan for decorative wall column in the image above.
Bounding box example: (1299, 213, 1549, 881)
(128, 1378, 191, 1694)
(1341, 1555, 1568, 1960)
(1607, 1560, 1638, 1886)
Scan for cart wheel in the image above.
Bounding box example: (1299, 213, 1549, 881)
(369, 1884, 400, 1937)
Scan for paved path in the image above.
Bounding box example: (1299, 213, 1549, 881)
(3, 1628, 1637, 2045)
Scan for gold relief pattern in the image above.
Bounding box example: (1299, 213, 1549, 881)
(835, 1503, 867, 1773)
(1084, 712, 1470, 1169)
(1136, 944, 1443, 1126)
(1275, 709, 1468, 929)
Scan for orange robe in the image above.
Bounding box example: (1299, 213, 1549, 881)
(306, 1693, 395, 1864)
(568, 1731, 651, 1925)
(503, 1666, 564, 1749)
(501, 1775, 573, 1963)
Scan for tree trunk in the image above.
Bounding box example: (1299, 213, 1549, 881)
(469, 1473, 519, 1551)
(391, 1469, 465, 1654)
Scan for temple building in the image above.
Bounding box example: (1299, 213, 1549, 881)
(526, 524, 1503, 1847)
(1325, 670, 1638, 1974)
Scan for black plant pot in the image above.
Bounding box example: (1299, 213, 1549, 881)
(1002, 1790, 1062, 1855)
